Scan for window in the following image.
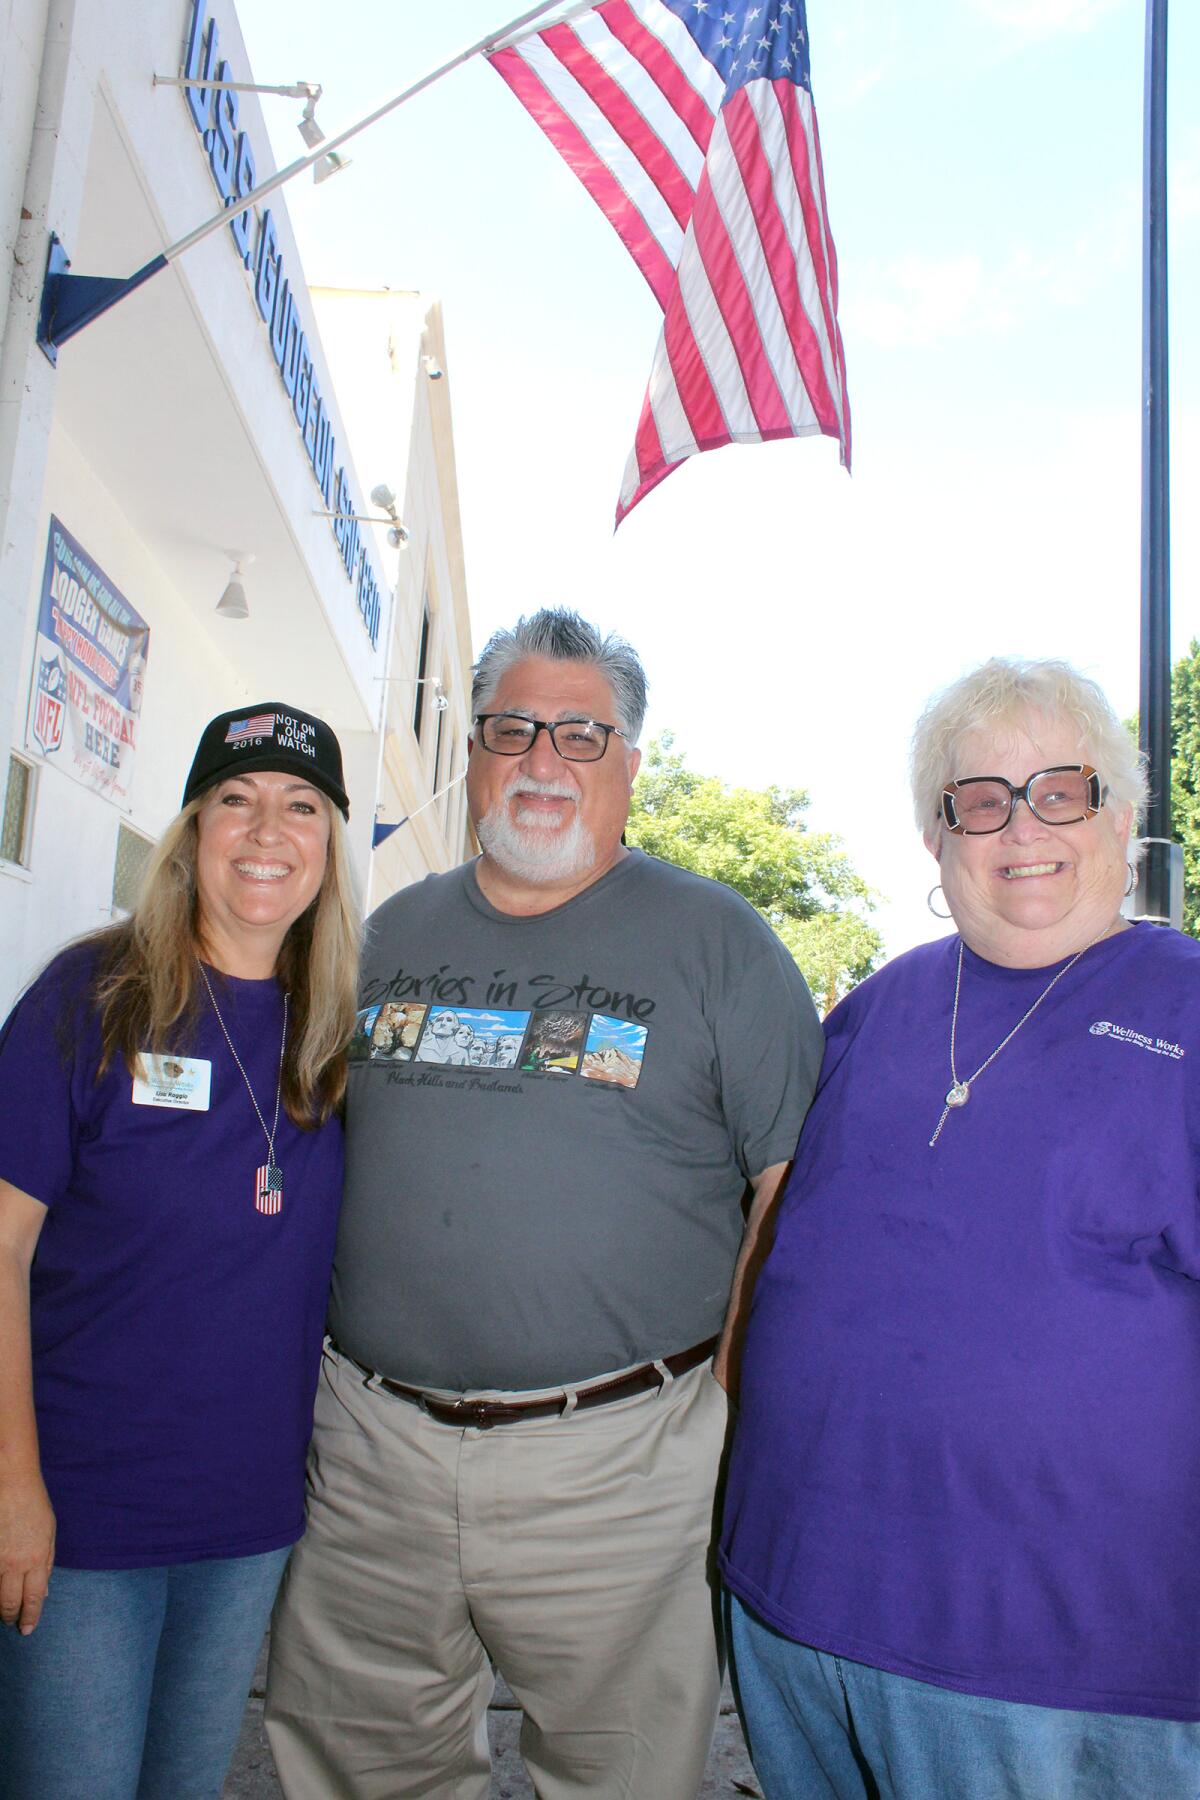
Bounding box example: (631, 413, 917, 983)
(1, 755, 34, 865)
(112, 823, 154, 914)
(413, 602, 431, 742)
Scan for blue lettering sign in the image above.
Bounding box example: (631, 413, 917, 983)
(357, 556, 381, 643)
(183, 4, 217, 135)
(293, 337, 313, 434)
(254, 209, 279, 324)
(314, 405, 335, 504)
(332, 468, 350, 564)
(177, 0, 383, 647)
(303, 372, 321, 461)
(209, 67, 238, 203)
(340, 510, 360, 583)
(230, 132, 256, 265)
(270, 276, 291, 370)
(280, 313, 302, 402)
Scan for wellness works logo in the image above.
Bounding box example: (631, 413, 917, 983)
(1089, 1020, 1185, 1060)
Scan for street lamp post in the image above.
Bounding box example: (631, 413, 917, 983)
(1134, 0, 1182, 926)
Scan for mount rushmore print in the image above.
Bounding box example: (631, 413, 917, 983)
(350, 1002, 648, 1089)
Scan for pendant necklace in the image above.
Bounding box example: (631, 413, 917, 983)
(198, 962, 289, 1213)
(928, 934, 1104, 1148)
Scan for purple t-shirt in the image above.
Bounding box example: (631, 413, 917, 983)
(721, 922, 1200, 1721)
(0, 944, 343, 1569)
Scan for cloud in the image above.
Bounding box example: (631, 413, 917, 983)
(843, 184, 1138, 349)
(967, 0, 1127, 46)
(1174, 127, 1200, 225)
(821, 14, 900, 110)
(845, 252, 989, 350)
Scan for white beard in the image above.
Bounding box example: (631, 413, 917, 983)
(476, 776, 596, 885)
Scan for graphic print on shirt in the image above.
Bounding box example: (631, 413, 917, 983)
(1087, 1018, 1186, 1059)
(520, 1009, 588, 1075)
(348, 998, 649, 1090)
(415, 1006, 529, 1069)
(349, 1002, 429, 1063)
(581, 1014, 648, 1088)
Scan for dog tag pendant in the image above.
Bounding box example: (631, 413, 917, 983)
(255, 1163, 284, 1216)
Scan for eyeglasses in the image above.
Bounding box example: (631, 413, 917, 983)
(473, 713, 628, 763)
(940, 765, 1104, 835)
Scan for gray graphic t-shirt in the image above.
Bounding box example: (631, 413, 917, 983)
(330, 850, 823, 1390)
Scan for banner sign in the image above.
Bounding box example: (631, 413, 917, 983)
(26, 517, 149, 806)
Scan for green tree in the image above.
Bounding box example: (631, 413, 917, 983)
(1128, 641, 1200, 937)
(1170, 639, 1200, 937)
(626, 734, 883, 1012)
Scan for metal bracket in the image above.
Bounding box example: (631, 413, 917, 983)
(37, 233, 168, 365)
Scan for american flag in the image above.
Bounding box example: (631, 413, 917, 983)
(225, 712, 276, 744)
(488, 0, 850, 524)
(255, 1163, 283, 1216)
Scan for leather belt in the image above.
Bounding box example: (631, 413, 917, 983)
(332, 1336, 719, 1430)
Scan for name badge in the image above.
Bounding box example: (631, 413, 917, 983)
(132, 1055, 212, 1111)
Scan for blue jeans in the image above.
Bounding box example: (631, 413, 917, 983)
(727, 1592, 1200, 1800)
(0, 1547, 290, 1800)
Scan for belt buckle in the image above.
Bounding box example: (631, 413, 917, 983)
(450, 1397, 496, 1430)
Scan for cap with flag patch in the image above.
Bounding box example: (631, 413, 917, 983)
(182, 702, 350, 819)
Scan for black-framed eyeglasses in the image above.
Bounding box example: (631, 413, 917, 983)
(473, 713, 628, 764)
(940, 765, 1105, 835)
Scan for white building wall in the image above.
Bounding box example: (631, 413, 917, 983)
(311, 289, 475, 913)
(1, 1, 97, 855)
(0, 0, 52, 355)
(0, 1, 474, 1012)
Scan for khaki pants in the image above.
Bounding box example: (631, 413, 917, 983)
(265, 1344, 730, 1799)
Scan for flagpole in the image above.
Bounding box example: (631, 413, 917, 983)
(37, 0, 573, 356)
(373, 770, 468, 848)
(1134, 0, 1178, 926)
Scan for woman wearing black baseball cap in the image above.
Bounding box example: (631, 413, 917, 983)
(0, 703, 358, 1799)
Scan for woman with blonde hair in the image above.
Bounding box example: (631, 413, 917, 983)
(722, 658, 1200, 1797)
(0, 702, 359, 1800)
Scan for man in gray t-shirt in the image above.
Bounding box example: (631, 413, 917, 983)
(267, 609, 823, 1799)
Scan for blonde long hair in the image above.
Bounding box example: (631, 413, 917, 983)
(91, 796, 360, 1124)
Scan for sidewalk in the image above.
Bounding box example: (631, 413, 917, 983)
(222, 1639, 762, 1798)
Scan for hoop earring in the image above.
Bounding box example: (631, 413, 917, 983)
(1124, 863, 1138, 898)
(927, 885, 953, 920)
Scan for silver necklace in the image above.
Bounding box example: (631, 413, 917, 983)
(198, 963, 289, 1213)
(928, 935, 1103, 1148)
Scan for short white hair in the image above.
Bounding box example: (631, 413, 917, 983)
(910, 658, 1148, 839)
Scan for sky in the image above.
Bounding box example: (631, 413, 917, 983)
(236, 0, 1199, 955)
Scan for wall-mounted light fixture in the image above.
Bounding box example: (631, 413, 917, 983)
(374, 675, 449, 712)
(152, 75, 348, 182)
(297, 87, 325, 147)
(313, 483, 408, 548)
(422, 355, 444, 381)
(370, 484, 411, 548)
(314, 149, 351, 183)
(216, 554, 254, 620)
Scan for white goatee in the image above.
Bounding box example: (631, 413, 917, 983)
(476, 776, 596, 885)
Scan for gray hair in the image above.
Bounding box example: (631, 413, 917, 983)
(471, 608, 648, 743)
(911, 657, 1147, 838)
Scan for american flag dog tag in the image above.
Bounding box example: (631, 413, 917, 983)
(255, 1164, 283, 1215)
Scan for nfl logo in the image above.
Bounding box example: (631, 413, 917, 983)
(32, 654, 65, 756)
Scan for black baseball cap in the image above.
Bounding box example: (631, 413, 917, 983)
(182, 702, 350, 819)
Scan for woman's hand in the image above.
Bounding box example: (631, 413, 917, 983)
(0, 1474, 55, 1634)
(0, 1178, 52, 1634)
